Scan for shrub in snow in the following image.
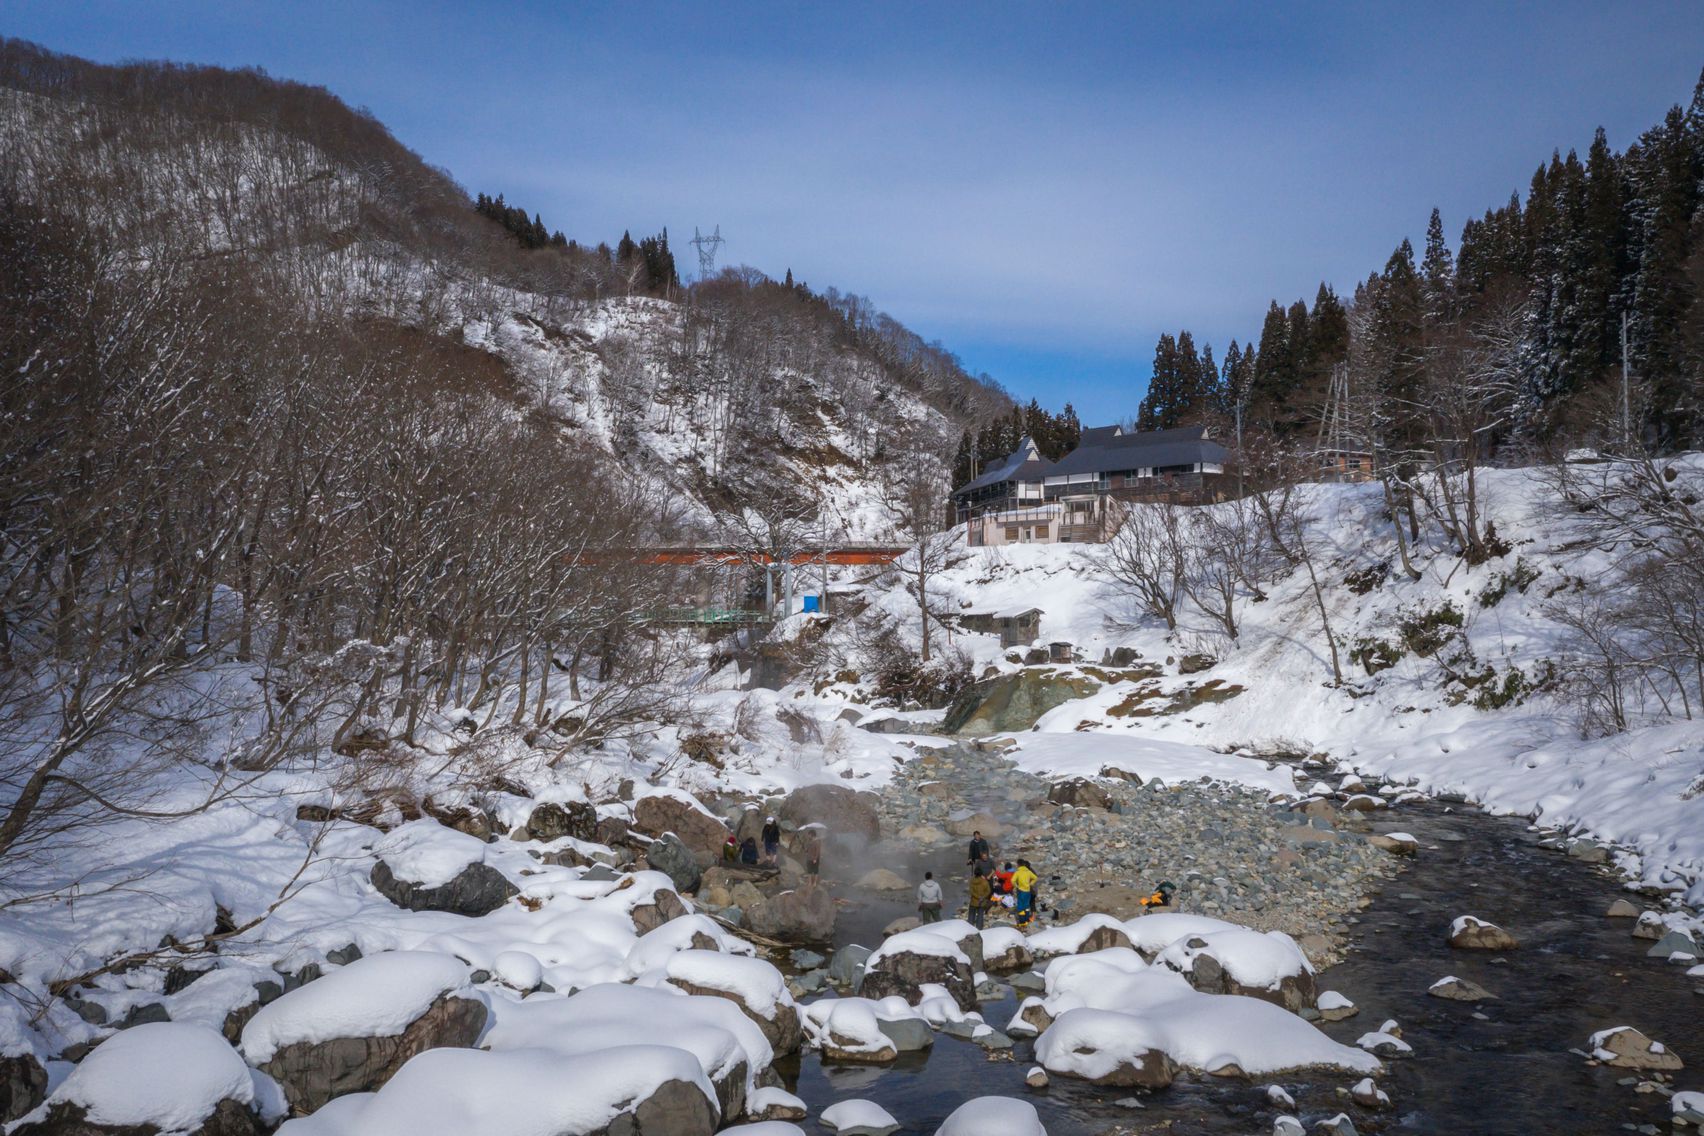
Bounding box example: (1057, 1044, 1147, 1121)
(820, 1098, 899, 1136)
(369, 821, 517, 917)
(13, 1022, 271, 1136)
(240, 950, 484, 1113)
(273, 1044, 719, 1136)
(935, 1096, 1046, 1136)
(1154, 929, 1317, 1012)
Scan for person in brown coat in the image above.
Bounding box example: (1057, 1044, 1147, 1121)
(967, 865, 993, 929)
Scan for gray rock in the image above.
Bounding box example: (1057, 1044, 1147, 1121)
(1313, 1115, 1358, 1136)
(591, 1075, 718, 1136)
(1429, 976, 1496, 1002)
(743, 885, 835, 943)
(13, 1097, 265, 1136)
(1605, 898, 1642, 918)
(0, 1052, 47, 1123)
(632, 796, 731, 866)
(119, 1002, 170, 1028)
(526, 801, 598, 843)
(860, 947, 977, 1011)
(876, 1016, 935, 1052)
(1646, 930, 1698, 959)
(644, 833, 702, 894)
(829, 944, 873, 988)
(258, 991, 487, 1113)
(778, 784, 880, 844)
(370, 859, 516, 917)
(790, 948, 826, 969)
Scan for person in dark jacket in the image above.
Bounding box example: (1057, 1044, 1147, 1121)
(761, 816, 782, 866)
(739, 836, 759, 865)
(967, 830, 991, 870)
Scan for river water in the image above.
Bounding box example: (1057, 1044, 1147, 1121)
(781, 796, 1701, 1135)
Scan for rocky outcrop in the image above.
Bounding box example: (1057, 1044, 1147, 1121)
(370, 860, 516, 917)
(632, 795, 731, 865)
(0, 1053, 47, 1123)
(779, 785, 880, 845)
(644, 833, 702, 894)
(257, 991, 487, 1113)
(743, 886, 835, 943)
(942, 669, 1100, 736)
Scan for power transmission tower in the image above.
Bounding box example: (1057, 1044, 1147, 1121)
(690, 225, 724, 280)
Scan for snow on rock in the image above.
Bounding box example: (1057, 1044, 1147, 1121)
(1357, 1027, 1412, 1058)
(1316, 989, 1358, 1021)
(15, 1022, 258, 1132)
(1026, 913, 1132, 960)
(1673, 1091, 1704, 1126)
(483, 982, 772, 1108)
(979, 925, 1034, 971)
(623, 914, 752, 978)
(273, 1044, 719, 1136)
(1447, 915, 1519, 951)
(801, 998, 919, 1063)
(1588, 1025, 1684, 1070)
(1122, 912, 1244, 957)
(745, 1085, 807, 1122)
(1153, 929, 1316, 1011)
(239, 950, 475, 1066)
(820, 1098, 900, 1136)
(934, 1096, 1047, 1136)
(491, 950, 543, 992)
(370, 822, 491, 889)
(1031, 964, 1377, 1081)
(651, 950, 802, 1054)
(722, 1125, 807, 1136)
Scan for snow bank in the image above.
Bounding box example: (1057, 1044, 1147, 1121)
(1122, 912, 1244, 955)
(26, 1022, 255, 1130)
(274, 1044, 716, 1135)
(1009, 734, 1298, 796)
(1027, 912, 1128, 957)
(240, 950, 472, 1064)
(821, 1098, 898, 1134)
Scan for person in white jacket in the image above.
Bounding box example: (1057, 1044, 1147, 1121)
(916, 871, 943, 923)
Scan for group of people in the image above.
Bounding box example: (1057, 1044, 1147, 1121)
(722, 816, 822, 879)
(915, 829, 1039, 929)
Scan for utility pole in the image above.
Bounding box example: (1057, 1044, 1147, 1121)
(690, 225, 725, 281)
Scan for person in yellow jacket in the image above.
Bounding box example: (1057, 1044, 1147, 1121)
(1012, 859, 1038, 928)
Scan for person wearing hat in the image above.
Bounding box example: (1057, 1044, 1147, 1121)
(761, 816, 782, 866)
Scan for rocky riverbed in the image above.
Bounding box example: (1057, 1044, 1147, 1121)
(872, 742, 1401, 960)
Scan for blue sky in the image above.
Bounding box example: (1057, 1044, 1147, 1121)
(5, 2, 1700, 423)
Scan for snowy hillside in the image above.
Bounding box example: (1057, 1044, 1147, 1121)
(795, 464, 1704, 905)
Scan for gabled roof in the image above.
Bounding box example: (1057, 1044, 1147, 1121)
(954, 437, 1054, 495)
(1046, 424, 1229, 478)
(1077, 424, 1124, 446)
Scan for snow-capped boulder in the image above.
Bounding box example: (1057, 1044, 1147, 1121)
(1155, 930, 1317, 1012)
(1350, 1077, 1390, 1109)
(1367, 832, 1418, 856)
(1048, 778, 1113, 809)
(240, 950, 484, 1113)
(820, 1098, 899, 1136)
(492, 950, 544, 993)
(1316, 990, 1357, 1021)
(1034, 1007, 1178, 1088)
(745, 1086, 807, 1122)
(628, 880, 693, 935)
(660, 951, 803, 1055)
(980, 926, 1034, 973)
(1027, 913, 1132, 960)
(801, 1000, 899, 1063)
(525, 800, 598, 843)
(12, 1023, 270, 1136)
(1588, 1026, 1684, 1070)
(861, 928, 977, 1010)
(724, 1124, 806, 1136)
(935, 1096, 1046, 1136)
(273, 1045, 719, 1136)
(1447, 916, 1519, 951)
(369, 821, 517, 917)
(1122, 912, 1243, 957)
(1673, 1091, 1704, 1127)
(1428, 975, 1495, 1002)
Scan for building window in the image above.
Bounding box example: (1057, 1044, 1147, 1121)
(1004, 526, 1019, 541)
